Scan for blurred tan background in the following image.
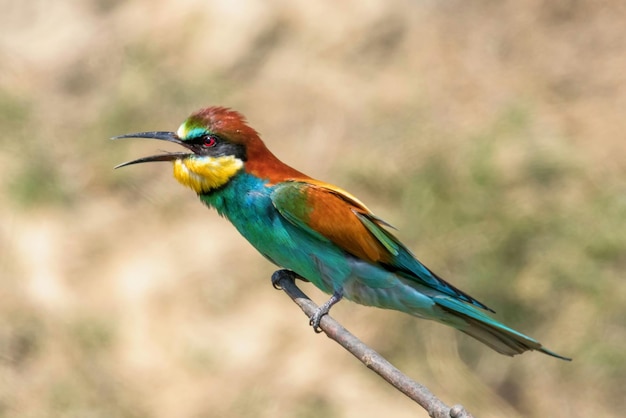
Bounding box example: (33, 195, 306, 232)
(1, 0, 625, 417)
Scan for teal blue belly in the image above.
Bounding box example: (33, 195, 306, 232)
(199, 173, 346, 294)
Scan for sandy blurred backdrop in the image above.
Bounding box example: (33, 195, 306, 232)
(1, 0, 625, 417)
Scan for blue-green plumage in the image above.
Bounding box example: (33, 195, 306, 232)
(199, 171, 569, 360)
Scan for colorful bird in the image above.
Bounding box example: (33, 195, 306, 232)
(114, 106, 570, 360)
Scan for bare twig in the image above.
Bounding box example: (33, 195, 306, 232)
(271, 269, 475, 418)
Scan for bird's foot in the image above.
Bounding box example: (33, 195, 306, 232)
(271, 269, 293, 290)
(309, 290, 343, 333)
(271, 269, 309, 290)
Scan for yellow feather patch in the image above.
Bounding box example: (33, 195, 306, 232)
(173, 156, 244, 193)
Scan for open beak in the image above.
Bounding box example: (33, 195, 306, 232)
(112, 131, 191, 169)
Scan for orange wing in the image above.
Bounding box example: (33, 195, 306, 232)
(270, 180, 397, 264)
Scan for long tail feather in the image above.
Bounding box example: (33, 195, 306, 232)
(433, 297, 571, 361)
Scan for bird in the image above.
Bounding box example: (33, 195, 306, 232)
(113, 106, 571, 361)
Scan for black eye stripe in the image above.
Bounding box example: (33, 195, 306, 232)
(187, 134, 247, 161)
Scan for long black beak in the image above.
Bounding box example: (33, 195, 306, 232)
(112, 131, 192, 169)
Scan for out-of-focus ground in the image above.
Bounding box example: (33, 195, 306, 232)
(1, 1, 625, 417)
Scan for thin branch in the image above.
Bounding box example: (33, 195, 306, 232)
(271, 269, 475, 418)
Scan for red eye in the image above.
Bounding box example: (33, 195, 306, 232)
(202, 136, 217, 147)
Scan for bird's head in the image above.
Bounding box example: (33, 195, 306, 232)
(114, 107, 307, 193)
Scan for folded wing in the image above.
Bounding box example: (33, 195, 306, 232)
(271, 180, 492, 311)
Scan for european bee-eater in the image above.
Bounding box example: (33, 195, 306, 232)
(114, 106, 570, 361)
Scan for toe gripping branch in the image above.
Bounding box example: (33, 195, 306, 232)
(271, 269, 343, 333)
(308, 290, 343, 333)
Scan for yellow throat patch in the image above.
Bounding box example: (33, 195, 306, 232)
(173, 156, 244, 193)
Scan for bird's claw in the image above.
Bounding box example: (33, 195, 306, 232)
(308, 309, 326, 333)
(307, 290, 343, 333)
(271, 269, 293, 290)
(271, 269, 310, 290)
(271, 272, 283, 290)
